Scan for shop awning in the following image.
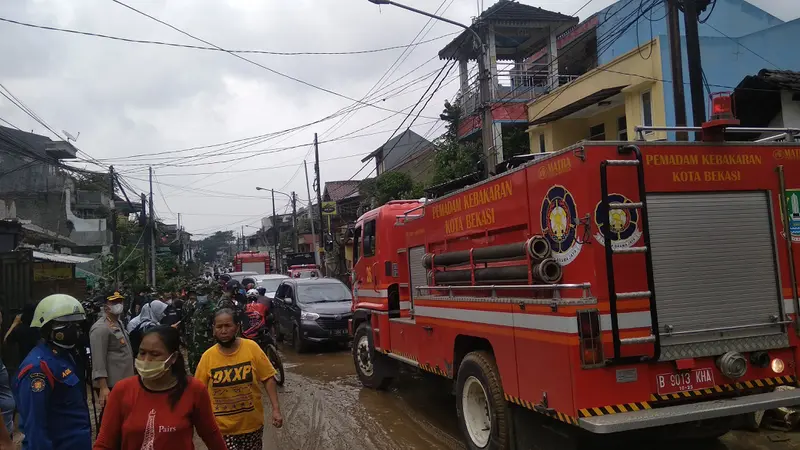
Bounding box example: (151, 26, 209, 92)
(33, 251, 95, 264)
(529, 85, 627, 126)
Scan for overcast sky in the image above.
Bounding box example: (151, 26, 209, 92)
(0, 0, 795, 237)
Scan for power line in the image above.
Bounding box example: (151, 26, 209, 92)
(110, 0, 440, 120)
(96, 68, 454, 167)
(0, 83, 109, 170)
(0, 16, 457, 56)
(703, 21, 780, 70)
(318, 0, 454, 141)
(336, 59, 460, 201)
(527, 0, 661, 126)
(0, 116, 21, 130)
(152, 170, 176, 218)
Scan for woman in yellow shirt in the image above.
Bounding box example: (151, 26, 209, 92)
(195, 309, 283, 450)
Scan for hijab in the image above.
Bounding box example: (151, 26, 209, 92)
(126, 300, 168, 332)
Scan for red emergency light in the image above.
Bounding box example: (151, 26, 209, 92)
(702, 92, 740, 142)
(709, 91, 735, 120)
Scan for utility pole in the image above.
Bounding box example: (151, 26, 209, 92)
(291, 192, 298, 252)
(178, 213, 183, 265)
(313, 133, 325, 275)
(271, 189, 279, 273)
(683, 0, 707, 136)
(666, 0, 688, 141)
(149, 167, 156, 289)
(109, 165, 119, 287)
(241, 225, 245, 251)
(478, 42, 495, 178)
(304, 160, 321, 268)
(140, 193, 148, 286)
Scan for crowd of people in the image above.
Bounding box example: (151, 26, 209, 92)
(2, 274, 283, 450)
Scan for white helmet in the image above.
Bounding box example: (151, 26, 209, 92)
(246, 289, 259, 298)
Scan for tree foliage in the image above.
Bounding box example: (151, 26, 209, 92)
(195, 230, 235, 263)
(101, 216, 186, 289)
(360, 171, 423, 207)
(432, 101, 482, 185)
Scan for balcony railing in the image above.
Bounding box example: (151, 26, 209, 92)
(458, 65, 579, 116)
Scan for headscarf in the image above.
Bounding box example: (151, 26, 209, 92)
(126, 300, 168, 333)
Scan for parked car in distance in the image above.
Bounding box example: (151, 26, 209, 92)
(254, 274, 289, 299)
(272, 278, 352, 352)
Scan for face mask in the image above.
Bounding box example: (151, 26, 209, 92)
(197, 295, 209, 305)
(216, 336, 237, 348)
(135, 353, 175, 380)
(109, 304, 124, 316)
(51, 323, 81, 349)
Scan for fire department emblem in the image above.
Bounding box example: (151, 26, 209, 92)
(541, 185, 582, 265)
(593, 194, 642, 249)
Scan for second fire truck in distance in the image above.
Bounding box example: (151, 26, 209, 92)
(233, 251, 272, 274)
(349, 96, 800, 448)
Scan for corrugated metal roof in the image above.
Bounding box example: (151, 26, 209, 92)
(33, 251, 95, 264)
(323, 180, 363, 202)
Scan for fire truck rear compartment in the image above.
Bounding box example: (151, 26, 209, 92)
(646, 191, 788, 359)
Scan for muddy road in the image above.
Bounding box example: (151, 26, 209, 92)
(192, 346, 800, 450)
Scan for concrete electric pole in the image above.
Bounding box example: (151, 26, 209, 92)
(140, 193, 148, 286)
(666, 0, 688, 141)
(303, 160, 321, 268)
(271, 189, 280, 273)
(109, 165, 119, 286)
(291, 191, 298, 252)
(683, 0, 707, 137)
(314, 133, 325, 275)
(148, 166, 156, 288)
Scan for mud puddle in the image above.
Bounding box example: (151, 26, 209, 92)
(261, 347, 462, 450)
(189, 345, 800, 450)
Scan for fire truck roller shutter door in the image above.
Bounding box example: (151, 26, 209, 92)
(408, 246, 426, 309)
(646, 191, 785, 358)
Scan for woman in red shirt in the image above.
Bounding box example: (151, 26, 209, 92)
(94, 325, 226, 450)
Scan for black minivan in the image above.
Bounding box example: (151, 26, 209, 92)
(271, 278, 353, 352)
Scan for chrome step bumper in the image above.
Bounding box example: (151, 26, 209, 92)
(579, 388, 800, 434)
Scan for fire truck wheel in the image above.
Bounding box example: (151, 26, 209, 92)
(456, 351, 509, 450)
(353, 323, 393, 390)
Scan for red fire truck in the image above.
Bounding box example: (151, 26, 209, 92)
(349, 99, 800, 447)
(233, 251, 271, 274)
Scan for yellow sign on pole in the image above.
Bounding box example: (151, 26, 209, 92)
(321, 201, 338, 216)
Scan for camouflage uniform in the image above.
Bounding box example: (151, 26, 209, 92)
(187, 301, 216, 374)
(181, 300, 195, 347)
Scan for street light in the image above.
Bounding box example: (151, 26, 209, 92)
(366, 0, 495, 177)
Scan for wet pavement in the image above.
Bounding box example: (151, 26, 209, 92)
(182, 344, 800, 449)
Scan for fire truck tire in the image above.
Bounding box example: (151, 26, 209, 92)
(456, 351, 510, 450)
(352, 323, 393, 390)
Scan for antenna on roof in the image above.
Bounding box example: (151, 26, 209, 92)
(63, 130, 80, 142)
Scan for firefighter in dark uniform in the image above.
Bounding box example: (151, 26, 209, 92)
(14, 294, 91, 450)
